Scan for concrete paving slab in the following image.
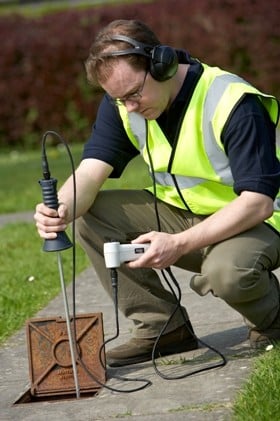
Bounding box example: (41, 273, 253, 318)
(0, 211, 34, 228)
(1, 262, 270, 421)
(0, 110, 279, 421)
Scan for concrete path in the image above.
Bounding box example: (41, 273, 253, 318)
(0, 211, 34, 227)
(1, 221, 271, 419)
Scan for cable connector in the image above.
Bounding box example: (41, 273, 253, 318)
(110, 268, 118, 289)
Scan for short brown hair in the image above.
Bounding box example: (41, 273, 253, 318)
(85, 20, 160, 86)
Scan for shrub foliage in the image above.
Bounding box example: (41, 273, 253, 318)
(0, 0, 279, 148)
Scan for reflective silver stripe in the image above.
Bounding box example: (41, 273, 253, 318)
(154, 172, 204, 188)
(127, 74, 250, 189)
(203, 74, 251, 185)
(127, 114, 201, 189)
(127, 112, 215, 189)
(127, 112, 146, 149)
(274, 198, 280, 211)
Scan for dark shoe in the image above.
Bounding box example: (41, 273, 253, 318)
(106, 322, 198, 367)
(249, 273, 280, 349)
(249, 310, 280, 349)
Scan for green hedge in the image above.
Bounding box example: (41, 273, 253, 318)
(1, 0, 279, 148)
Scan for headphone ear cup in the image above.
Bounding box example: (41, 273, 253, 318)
(149, 46, 178, 82)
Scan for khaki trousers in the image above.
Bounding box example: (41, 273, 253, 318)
(76, 189, 280, 338)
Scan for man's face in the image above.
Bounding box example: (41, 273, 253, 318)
(100, 59, 171, 120)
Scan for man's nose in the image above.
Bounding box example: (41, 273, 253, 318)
(125, 100, 140, 112)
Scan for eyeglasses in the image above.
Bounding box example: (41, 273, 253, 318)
(111, 70, 148, 106)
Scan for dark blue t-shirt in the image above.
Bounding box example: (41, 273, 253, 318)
(82, 61, 280, 200)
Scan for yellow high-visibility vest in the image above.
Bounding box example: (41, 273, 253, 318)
(119, 63, 280, 231)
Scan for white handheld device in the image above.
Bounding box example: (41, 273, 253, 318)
(104, 241, 150, 268)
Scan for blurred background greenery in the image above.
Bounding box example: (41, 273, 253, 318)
(0, 3, 280, 417)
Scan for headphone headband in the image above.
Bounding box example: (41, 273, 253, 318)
(100, 34, 178, 82)
(107, 35, 155, 57)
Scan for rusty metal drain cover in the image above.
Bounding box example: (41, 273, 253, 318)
(26, 313, 106, 397)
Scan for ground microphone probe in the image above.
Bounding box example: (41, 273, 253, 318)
(39, 130, 80, 398)
(38, 130, 227, 398)
(39, 131, 151, 395)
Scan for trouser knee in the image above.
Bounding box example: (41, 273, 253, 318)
(75, 215, 94, 248)
(191, 259, 271, 305)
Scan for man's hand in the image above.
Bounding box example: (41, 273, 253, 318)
(34, 203, 68, 239)
(127, 231, 183, 270)
(126, 192, 274, 270)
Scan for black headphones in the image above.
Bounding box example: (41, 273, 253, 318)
(102, 34, 178, 82)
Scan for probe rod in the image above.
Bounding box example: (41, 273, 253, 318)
(57, 252, 80, 399)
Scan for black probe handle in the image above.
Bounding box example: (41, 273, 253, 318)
(39, 178, 59, 210)
(38, 177, 72, 251)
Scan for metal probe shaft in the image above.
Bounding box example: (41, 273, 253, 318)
(57, 252, 80, 399)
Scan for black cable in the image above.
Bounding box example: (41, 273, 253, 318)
(42, 123, 226, 392)
(144, 123, 227, 379)
(152, 268, 226, 380)
(96, 268, 152, 393)
(77, 268, 151, 393)
(145, 120, 162, 232)
(42, 131, 151, 394)
(42, 131, 77, 322)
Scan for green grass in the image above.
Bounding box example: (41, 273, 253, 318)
(0, 143, 151, 214)
(0, 143, 151, 343)
(1, 143, 280, 419)
(0, 0, 148, 18)
(0, 221, 90, 343)
(0, 144, 81, 214)
(232, 345, 280, 420)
